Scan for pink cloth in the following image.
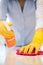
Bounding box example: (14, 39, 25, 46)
(16, 49, 43, 56)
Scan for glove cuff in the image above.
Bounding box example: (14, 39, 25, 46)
(32, 29, 43, 44)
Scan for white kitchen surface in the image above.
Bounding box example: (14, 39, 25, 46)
(0, 46, 43, 65)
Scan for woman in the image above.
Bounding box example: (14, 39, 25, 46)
(0, 0, 43, 54)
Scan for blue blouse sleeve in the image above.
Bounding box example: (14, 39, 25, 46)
(0, 0, 8, 20)
(34, 0, 37, 9)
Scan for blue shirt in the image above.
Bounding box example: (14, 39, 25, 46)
(0, 0, 36, 46)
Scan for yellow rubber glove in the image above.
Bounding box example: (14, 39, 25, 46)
(0, 20, 16, 47)
(8, 22, 13, 26)
(0, 20, 13, 38)
(20, 29, 43, 54)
